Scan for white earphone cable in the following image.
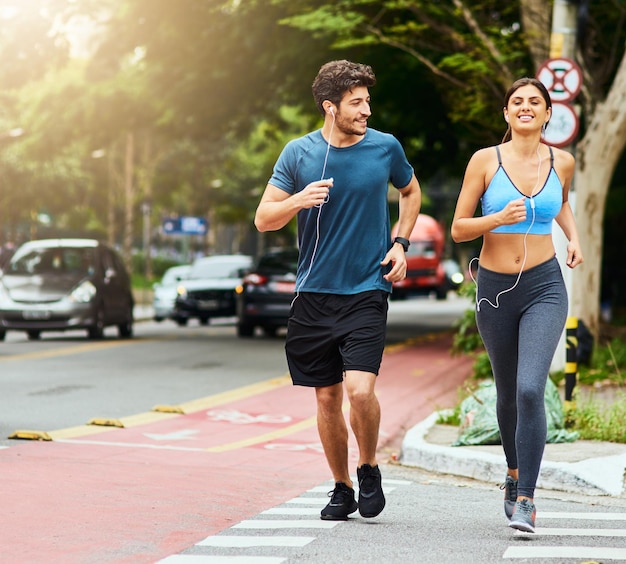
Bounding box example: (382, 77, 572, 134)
(292, 112, 336, 303)
(470, 145, 543, 311)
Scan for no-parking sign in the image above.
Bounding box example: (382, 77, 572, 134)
(536, 58, 583, 102)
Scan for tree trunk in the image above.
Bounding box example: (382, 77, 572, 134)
(571, 52, 626, 338)
(123, 131, 135, 273)
(519, 0, 551, 70)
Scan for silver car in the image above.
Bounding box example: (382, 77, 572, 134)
(152, 264, 191, 322)
(0, 239, 134, 340)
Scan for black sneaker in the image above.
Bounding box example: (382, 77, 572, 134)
(320, 482, 358, 521)
(509, 499, 536, 533)
(357, 464, 385, 518)
(500, 475, 518, 520)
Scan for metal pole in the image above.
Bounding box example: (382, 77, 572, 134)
(549, 0, 578, 59)
(565, 317, 578, 402)
(547, 1, 580, 395)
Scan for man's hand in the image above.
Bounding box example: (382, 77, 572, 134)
(296, 178, 333, 209)
(381, 244, 407, 282)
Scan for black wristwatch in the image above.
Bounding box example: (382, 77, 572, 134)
(393, 236, 410, 252)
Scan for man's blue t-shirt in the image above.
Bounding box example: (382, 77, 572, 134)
(269, 128, 414, 295)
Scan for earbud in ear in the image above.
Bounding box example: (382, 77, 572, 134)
(329, 107, 335, 117)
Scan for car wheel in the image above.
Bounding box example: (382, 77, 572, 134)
(262, 326, 277, 338)
(199, 317, 209, 326)
(435, 287, 448, 301)
(237, 322, 254, 338)
(88, 307, 105, 339)
(118, 308, 133, 339)
(0, 329, 5, 341)
(27, 330, 41, 340)
(175, 318, 188, 327)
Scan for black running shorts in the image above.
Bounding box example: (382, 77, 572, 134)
(285, 290, 389, 387)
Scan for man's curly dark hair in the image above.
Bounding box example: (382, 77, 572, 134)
(312, 60, 376, 116)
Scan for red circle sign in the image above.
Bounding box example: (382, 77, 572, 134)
(536, 58, 583, 102)
(542, 102, 579, 147)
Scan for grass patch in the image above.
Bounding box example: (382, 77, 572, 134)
(564, 390, 626, 443)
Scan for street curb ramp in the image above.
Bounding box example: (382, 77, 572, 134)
(400, 412, 626, 497)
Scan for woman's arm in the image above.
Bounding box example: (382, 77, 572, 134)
(554, 149, 583, 268)
(451, 148, 526, 243)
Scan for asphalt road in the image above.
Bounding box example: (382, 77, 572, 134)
(1, 294, 625, 563)
(0, 294, 470, 445)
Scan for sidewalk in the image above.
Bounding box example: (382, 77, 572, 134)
(400, 402, 626, 498)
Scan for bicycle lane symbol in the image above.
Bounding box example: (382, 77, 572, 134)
(206, 409, 293, 425)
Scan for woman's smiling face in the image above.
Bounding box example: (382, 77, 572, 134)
(504, 84, 552, 131)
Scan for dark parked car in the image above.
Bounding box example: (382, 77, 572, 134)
(0, 238, 134, 340)
(235, 248, 299, 337)
(172, 254, 253, 326)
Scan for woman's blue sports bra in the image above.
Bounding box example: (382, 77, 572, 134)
(481, 145, 563, 235)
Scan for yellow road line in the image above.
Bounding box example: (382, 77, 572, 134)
(0, 339, 138, 362)
(206, 415, 318, 453)
(40, 373, 293, 441)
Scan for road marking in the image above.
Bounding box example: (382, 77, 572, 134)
(503, 547, 626, 560)
(0, 339, 138, 362)
(197, 536, 315, 548)
(158, 556, 286, 563)
(540, 511, 626, 520)
(233, 520, 339, 529)
(261, 507, 321, 516)
(144, 430, 200, 441)
(286, 497, 327, 505)
(23, 374, 292, 442)
(205, 415, 318, 453)
(55, 439, 206, 452)
(526, 527, 626, 537)
(308, 485, 397, 494)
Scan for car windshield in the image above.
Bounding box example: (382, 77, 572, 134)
(407, 241, 437, 258)
(162, 267, 190, 285)
(190, 258, 250, 279)
(258, 251, 299, 274)
(8, 247, 96, 276)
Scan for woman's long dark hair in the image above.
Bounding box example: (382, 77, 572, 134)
(501, 77, 552, 143)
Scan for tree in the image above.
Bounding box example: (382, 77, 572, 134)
(505, 0, 626, 336)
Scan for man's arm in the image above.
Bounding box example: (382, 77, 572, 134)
(254, 180, 334, 232)
(381, 173, 422, 282)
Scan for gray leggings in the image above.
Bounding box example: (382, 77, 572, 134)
(476, 256, 568, 499)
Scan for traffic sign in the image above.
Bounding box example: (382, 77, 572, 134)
(162, 216, 207, 235)
(536, 57, 583, 102)
(543, 101, 580, 148)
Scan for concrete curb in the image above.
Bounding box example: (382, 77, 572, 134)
(400, 412, 626, 497)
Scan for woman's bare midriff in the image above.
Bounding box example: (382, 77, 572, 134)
(479, 232, 556, 273)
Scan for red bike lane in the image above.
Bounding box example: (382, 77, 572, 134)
(0, 334, 472, 563)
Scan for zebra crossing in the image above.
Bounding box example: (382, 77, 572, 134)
(504, 510, 626, 561)
(156, 479, 626, 563)
(156, 478, 409, 563)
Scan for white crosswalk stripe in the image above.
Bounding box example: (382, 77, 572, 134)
(156, 477, 401, 562)
(504, 511, 626, 560)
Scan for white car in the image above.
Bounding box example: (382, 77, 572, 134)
(152, 264, 191, 321)
(172, 255, 253, 326)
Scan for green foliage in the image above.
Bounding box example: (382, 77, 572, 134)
(564, 391, 626, 443)
(551, 337, 626, 387)
(451, 281, 483, 355)
(131, 253, 183, 283)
